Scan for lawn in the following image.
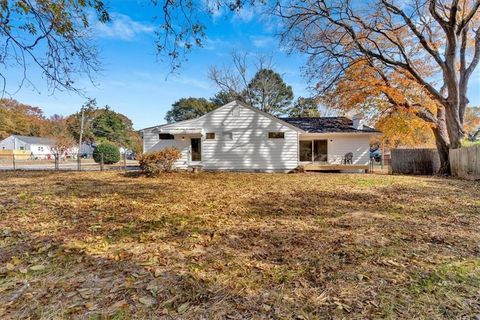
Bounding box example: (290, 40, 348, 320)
(0, 171, 479, 319)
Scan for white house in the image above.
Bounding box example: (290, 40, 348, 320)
(0, 135, 57, 159)
(141, 101, 381, 172)
(0, 135, 87, 159)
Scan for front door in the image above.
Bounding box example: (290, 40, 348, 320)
(191, 138, 201, 162)
(313, 140, 328, 162)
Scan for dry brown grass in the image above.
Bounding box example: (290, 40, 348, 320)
(0, 171, 479, 319)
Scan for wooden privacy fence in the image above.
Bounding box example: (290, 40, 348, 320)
(390, 148, 440, 175)
(449, 145, 480, 180)
(0, 150, 30, 160)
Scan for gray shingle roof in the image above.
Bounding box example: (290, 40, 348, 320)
(12, 135, 56, 145)
(279, 117, 381, 133)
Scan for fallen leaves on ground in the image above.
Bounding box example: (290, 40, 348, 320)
(0, 171, 479, 318)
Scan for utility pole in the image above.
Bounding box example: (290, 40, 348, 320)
(12, 136, 16, 170)
(77, 106, 85, 171)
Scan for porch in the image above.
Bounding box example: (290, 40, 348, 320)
(298, 136, 371, 172)
(302, 162, 370, 172)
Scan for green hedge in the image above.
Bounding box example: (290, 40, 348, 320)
(93, 143, 120, 164)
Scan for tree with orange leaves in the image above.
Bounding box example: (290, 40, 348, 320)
(322, 60, 445, 150)
(375, 111, 436, 148)
(464, 106, 480, 140)
(277, 0, 480, 174)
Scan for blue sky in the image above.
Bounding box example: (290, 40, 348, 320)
(9, 2, 310, 130)
(8, 1, 480, 130)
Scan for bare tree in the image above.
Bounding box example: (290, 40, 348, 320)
(0, 1, 109, 96)
(154, 1, 268, 71)
(208, 51, 274, 104)
(275, 0, 480, 173)
(248, 68, 294, 115)
(209, 51, 294, 114)
(50, 136, 76, 160)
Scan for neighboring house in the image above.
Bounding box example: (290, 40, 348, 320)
(0, 135, 56, 159)
(0, 135, 81, 159)
(141, 101, 381, 172)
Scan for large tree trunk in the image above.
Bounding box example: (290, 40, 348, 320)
(432, 107, 451, 175)
(444, 103, 465, 149)
(433, 128, 451, 175)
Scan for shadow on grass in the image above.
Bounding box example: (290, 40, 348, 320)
(0, 230, 267, 319)
(1, 171, 479, 319)
(246, 189, 382, 218)
(3, 171, 180, 201)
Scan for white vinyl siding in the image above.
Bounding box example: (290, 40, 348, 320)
(299, 134, 371, 165)
(0, 136, 27, 151)
(143, 102, 300, 171)
(142, 102, 375, 172)
(192, 104, 299, 171)
(142, 131, 191, 169)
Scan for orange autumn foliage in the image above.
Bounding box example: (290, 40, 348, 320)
(323, 60, 438, 148)
(375, 111, 436, 148)
(464, 107, 480, 139)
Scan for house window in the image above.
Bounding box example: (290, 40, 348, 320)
(19, 146, 25, 150)
(222, 132, 233, 140)
(38, 146, 44, 152)
(268, 132, 285, 139)
(206, 132, 215, 139)
(159, 133, 174, 140)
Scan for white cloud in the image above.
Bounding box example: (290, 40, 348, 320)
(131, 71, 213, 90)
(172, 76, 212, 90)
(203, 38, 228, 50)
(92, 13, 154, 41)
(231, 7, 255, 23)
(251, 35, 276, 48)
(203, 0, 225, 20)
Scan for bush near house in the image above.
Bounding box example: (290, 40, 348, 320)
(93, 142, 120, 164)
(138, 147, 182, 176)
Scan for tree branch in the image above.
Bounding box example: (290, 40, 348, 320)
(326, 15, 445, 105)
(381, 0, 445, 69)
(457, 0, 480, 33)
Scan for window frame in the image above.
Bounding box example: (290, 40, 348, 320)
(268, 132, 285, 139)
(206, 132, 216, 140)
(158, 133, 174, 140)
(222, 132, 233, 140)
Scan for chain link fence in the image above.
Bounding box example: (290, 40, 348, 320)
(368, 155, 391, 174)
(0, 152, 139, 171)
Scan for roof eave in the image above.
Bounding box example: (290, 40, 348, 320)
(300, 131, 382, 135)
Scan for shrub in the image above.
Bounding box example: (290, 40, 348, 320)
(138, 147, 182, 176)
(93, 143, 120, 164)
